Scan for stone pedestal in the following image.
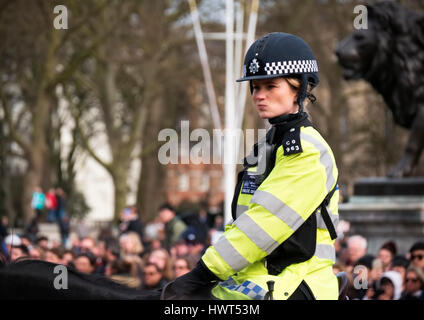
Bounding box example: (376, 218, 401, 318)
(339, 177, 424, 255)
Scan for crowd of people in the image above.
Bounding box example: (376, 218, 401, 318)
(334, 235, 424, 300)
(0, 202, 224, 293)
(25, 187, 70, 246)
(0, 200, 423, 300)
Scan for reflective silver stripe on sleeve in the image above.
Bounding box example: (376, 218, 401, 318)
(214, 235, 250, 271)
(300, 132, 336, 192)
(236, 205, 249, 218)
(251, 190, 305, 232)
(234, 213, 280, 254)
(314, 244, 336, 262)
(316, 208, 339, 231)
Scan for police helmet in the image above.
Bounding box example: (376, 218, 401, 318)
(237, 32, 319, 110)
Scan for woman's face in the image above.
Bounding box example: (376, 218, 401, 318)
(251, 77, 298, 119)
(378, 249, 392, 267)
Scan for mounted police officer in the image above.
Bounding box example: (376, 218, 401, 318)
(169, 32, 340, 300)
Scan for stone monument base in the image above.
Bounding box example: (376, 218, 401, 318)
(339, 177, 424, 255)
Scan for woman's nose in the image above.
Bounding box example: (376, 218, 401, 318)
(253, 89, 265, 100)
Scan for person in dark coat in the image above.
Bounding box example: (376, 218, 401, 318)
(140, 262, 167, 290)
(119, 205, 145, 245)
(158, 203, 187, 250)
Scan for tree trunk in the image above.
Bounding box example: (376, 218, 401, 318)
(137, 99, 167, 223)
(111, 165, 129, 222)
(22, 149, 44, 224)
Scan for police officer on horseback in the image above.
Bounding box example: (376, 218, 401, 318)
(169, 32, 340, 300)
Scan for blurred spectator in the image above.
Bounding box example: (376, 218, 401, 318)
(209, 215, 224, 246)
(74, 252, 96, 274)
(391, 256, 409, 291)
(36, 236, 49, 251)
(409, 241, 424, 269)
(4, 234, 22, 254)
(45, 248, 62, 264)
(346, 235, 372, 271)
(45, 188, 58, 223)
(182, 209, 209, 246)
(104, 239, 120, 264)
(25, 218, 39, 244)
(370, 258, 384, 284)
(78, 236, 96, 254)
(144, 219, 164, 250)
(120, 232, 144, 257)
(173, 257, 192, 278)
(74, 218, 90, 240)
(58, 216, 70, 248)
(146, 248, 174, 281)
(106, 259, 141, 289)
(29, 246, 44, 260)
(61, 250, 74, 266)
(119, 232, 144, 279)
(158, 203, 187, 250)
(170, 239, 190, 261)
(181, 228, 205, 264)
(0, 216, 8, 242)
(373, 271, 403, 300)
(378, 241, 397, 272)
(119, 205, 145, 245)
(400, 266, 424, 300)
(31, 186, 45, 219)
(54, 188, 66, 221)
(9, 245, 28, 261)
(349, 255, 374, 300)
(332, 262, 349, 275)
(141, 262, 167, 290)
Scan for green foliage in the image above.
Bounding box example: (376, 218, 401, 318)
(65, 190, 90, 219)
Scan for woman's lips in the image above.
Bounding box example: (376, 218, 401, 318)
(257, 105, 266, 111)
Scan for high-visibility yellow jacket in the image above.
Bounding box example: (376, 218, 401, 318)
(201, 123, 339, 300)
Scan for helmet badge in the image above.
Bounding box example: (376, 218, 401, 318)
(249, 58, 260, 74)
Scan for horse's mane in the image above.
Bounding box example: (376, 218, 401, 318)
(0, 259, 160, 300)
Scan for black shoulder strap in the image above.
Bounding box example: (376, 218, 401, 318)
(319, 181, 338, 240)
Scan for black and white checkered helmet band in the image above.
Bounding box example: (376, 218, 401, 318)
(264, 60, 318, 76)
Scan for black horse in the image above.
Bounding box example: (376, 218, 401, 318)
(0, 259, 160, 300)
(0, 259, 348, 300)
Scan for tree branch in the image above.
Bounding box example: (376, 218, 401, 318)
(74, 115, 112, 174)
(0, 90, 31, 156)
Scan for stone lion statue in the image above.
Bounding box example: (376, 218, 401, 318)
(335, 1, 424, 177)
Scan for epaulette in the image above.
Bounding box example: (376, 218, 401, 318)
(281, 127, 303, 156)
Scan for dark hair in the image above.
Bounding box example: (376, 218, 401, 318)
(159, 203, 175, 213)
(409, 241, 424, 253)
(75, 252, 96, 267)
(12, 245, 29, 255)
(36, 236, 48, 243)
(380, 241, 397, 257)
(110, 259, 132, 275)
(392, 255, 409, 269)
(144, 262, 163, 274)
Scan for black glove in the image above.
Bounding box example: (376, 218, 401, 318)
(168, 260, 220, 299)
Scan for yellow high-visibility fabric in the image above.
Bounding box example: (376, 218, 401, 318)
(202, 125, 339, 299)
